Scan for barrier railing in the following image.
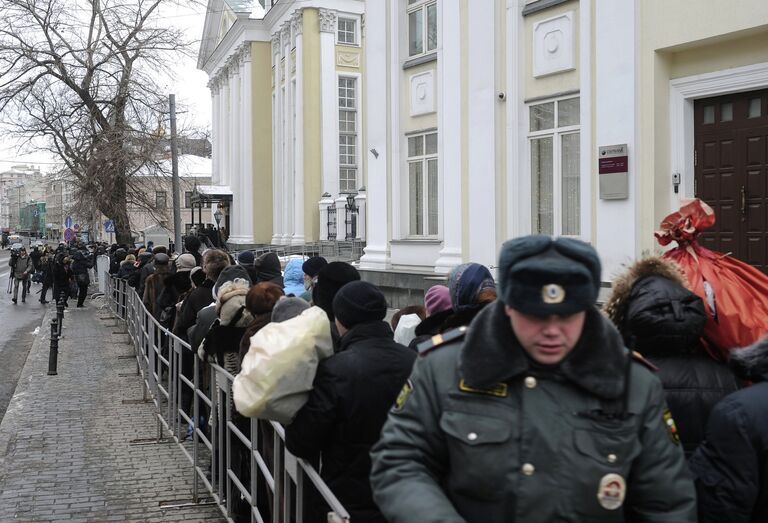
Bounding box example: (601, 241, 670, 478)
(106, 275, 351, 523)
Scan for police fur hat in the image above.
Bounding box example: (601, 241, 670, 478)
(498, 235, 601, 316)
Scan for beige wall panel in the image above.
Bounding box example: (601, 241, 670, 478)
(303, 8, 322, 242)
(523, 0, 579, 99)
(251, 41, 273, 244)
(335, 45, 362, 70)
(670, 32, 768, 79)
(400, 61, 438, 131)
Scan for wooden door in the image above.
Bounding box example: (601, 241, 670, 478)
(695, 89, 768, 273)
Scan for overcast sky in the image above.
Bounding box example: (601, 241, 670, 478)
(0, 2, 212, 174)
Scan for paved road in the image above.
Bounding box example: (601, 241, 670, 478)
(0, 249, 47, 423)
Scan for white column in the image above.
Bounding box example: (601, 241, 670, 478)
(292, 11, 305, 245)
(271, 37, 283, 244)
(434, 0, 463, 273)
(354, 189, 366, 241)
(595, 0, 637, 280)
(228, 58, 241, 240)
(209, 80, 221, 185)
(281, 23, 292, 244)
(220, 72, 230, 193)
(231, 43, 255, 245)
(319, 8, 339, 198)
(465, 3, 497, 268)
(359, 0, 389, 269)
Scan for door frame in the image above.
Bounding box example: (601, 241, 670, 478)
(670, 61, 768, 208)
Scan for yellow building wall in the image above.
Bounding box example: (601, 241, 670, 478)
(251, 41, 273, 244)
(400, 61, 438, 132)
(303, 8, 322, 242)
(636, 0, 768, 254)
(524, 0, 579, 99)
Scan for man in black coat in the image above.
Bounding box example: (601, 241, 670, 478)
(285, 281, 416, 523)
(689, 337, 768, 523)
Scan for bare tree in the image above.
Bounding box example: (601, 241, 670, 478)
(0, 0, 198, 244)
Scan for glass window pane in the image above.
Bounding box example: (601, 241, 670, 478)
(409, 9, 424, 56)
(427, 158, 438, 235)
(409, 162, 424, 235)
(703, 105, 715, 124)
(720, 102, 733, 122)
(558, 98, 580, 126)
(427, 4, 437, 52)
(425, 133, 437, 155)
(561, 133, 580, 235)
(531, 137, 553, 235)
(749, 97, 761, 118)
(408, 135, 423, 157)
(530, 103, 555, 131)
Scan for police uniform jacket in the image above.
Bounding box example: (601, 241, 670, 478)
(370, 301, 697, 523)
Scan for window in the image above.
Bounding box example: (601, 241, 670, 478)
(155, 191, 167, 209)
(184, 191, 192, 208)
(337, 17, 357, 45)
(338, 77, 358, 193)
(407, 131, 438, 236)
(407, 0, 437, 57)
(528, 97, 580, 236)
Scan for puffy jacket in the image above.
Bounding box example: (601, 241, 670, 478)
(282, 258, 305, 297)
(285, 321, 416, 523)
(604, 257, 739, 457)
(689, 338, 768, 523)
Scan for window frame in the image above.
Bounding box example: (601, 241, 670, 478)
(406, 0, 437, 59)
(336, 16, 358, 46)
(406, 130, 439, 238)
(155, 190, 167, 210)
(338, 75, 359, 194)
(527, 96, 581, 237)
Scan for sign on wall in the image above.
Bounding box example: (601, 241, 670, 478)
(598, 144, 629, 200)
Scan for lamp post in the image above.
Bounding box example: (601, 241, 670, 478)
(344, 193, 359, 240)
(213, 208, 223, 248)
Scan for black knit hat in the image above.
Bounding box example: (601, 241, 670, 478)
(333, 281, 388, 329)
(302, 256, 328, 278)
(213, 265, 252, 296)
(498, 235, 601, 316)
(313, 261, 360, 319)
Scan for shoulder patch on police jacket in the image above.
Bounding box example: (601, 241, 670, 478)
(416, 326, 468, 357)
(631, 351, 659, 372)
(458, 379, 509, 398)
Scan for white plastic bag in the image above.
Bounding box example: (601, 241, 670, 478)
(233, 306, 333, 423)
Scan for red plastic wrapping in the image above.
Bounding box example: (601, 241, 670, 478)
(655, 199, 768, 360)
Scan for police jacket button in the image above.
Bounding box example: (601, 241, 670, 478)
(524, 376, 537, 389)
(607, 453, 617, 463)
(467, 432, 478, 441)
(521, 463, 535, 476)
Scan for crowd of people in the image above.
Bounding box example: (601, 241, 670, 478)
(7, 241, 101, 306)
(98, 234, 766, 523)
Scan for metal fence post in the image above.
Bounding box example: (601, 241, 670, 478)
(47, 319, 59, 376)
(56, 296, 64, 337)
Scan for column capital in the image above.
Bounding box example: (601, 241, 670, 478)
(237, 42, 252, 64)
(291, 9, 303, 36)
(280, 21, 291, 46)
(318, 8, 337, 33)
(271, 36, 281, 56)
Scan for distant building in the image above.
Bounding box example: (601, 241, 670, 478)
(0, 165, 44, 232)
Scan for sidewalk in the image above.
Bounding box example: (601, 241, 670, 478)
(0, 297, 225, 522)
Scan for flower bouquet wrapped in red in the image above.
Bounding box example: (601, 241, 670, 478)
(655, 198, 768, 360)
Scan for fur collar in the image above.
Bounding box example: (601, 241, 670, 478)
(603, 257, 688, 329)
(459, 300, 629, 399)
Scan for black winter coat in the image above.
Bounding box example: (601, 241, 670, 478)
(690, 380, 768, 523)
(648, 353, 741, 457)
(173, 280, 215, 340)
(285, 321, 416, 523)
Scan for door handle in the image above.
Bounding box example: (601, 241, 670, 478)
(741, 185, 747, 220)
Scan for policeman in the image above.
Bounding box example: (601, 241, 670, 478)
(370, 235, 697, 523)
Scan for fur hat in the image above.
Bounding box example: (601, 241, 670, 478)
(302, 256, 328, 278)
(213, 265, 252, 297)
(245, 282, 284, 316)
(498, 235, 601, 316)
(271, 296, 311, 323)
(313, 262, 361, 320)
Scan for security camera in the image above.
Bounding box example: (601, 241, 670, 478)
(498, 91, 506, 101)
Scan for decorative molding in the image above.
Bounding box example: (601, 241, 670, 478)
(280, 22, 290, 46)
(319, 8, 337, 33)
(336, 50, 360, 68)
(291, 9, 303, 36)
(410, 71, 435, 116)
(522, 0, 570, 16)
(237, 42, 251, 63)
(272, 37, 280, 56)
(402, 52, 437, 70)
(533, 11, 575, 78)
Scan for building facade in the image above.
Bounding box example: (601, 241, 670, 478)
(362, 0, 768, 280)
(198, 0, 366, 248)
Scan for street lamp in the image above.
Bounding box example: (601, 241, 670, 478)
(213, 208, 223, 248)
(345, 193, 359, 240)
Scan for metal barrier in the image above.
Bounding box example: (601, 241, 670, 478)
(106, 275, 351, 523)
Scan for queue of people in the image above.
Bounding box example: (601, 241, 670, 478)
(98, 234, 767, 523)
